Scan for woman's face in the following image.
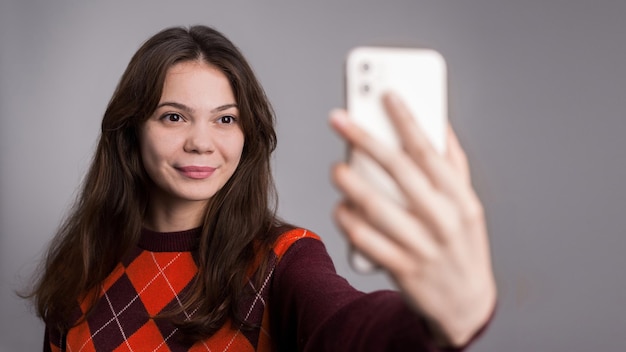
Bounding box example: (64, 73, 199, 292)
(140, 60, 244, 213)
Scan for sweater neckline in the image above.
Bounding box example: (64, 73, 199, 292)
(138, 227, 202, 252)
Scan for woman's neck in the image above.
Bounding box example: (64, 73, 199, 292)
(143, 197, 208, 232)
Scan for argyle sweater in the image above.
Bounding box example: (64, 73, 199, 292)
(44, 227, 476, 351)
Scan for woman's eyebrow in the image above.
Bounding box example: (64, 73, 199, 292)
(155, 102, 237, 114)
(211, 103, 238, 113)
(156, 101, 194, 114)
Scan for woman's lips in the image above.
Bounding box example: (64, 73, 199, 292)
(176, 166, 216, 179)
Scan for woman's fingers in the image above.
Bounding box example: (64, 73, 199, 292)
(330, 108, 461, 243)
(332, 162, 439, 258)
(329, 108, 438, 213)
(329, 101, 496, 346)
(381, 92, 439, 159)
(334, 201, 414, 274)
(445, 124, 471, 184)
(381, 93, 481, 222)
(381, 92, 452, 188)
(382, 93, 477, 201)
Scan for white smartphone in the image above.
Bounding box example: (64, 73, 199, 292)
(345, 46, 448, 273)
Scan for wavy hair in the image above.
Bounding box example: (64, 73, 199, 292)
(26, 25, 287, 341)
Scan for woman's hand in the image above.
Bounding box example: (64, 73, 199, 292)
(330, 92, 496, 347)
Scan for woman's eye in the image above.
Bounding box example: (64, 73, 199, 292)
(162, 113, 183, 122)
(219, 115, 237, 124)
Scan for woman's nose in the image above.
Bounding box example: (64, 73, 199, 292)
(183, 124, 215, 154)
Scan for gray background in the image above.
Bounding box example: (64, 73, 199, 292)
(1, 1, 625, 351)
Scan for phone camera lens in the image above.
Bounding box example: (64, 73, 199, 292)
(361, 62, 370, 73)
(361, 83, 370, 94)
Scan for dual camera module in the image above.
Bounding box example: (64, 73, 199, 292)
(359, 61, 372, 95)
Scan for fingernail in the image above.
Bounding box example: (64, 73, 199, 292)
(329, 109, 349, 128)
(335, 203, 352, 224)
(384, 91, 401, 105)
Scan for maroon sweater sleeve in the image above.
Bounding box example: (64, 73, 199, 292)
(269, 237, 466, 352)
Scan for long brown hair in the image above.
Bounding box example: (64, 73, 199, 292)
(26, 25, 286, 341)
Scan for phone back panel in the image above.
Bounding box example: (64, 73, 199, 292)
(346, 47, 448, 153)
(344, 47, 448, 272)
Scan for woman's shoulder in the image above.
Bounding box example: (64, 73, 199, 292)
(271, 227, 321, 259)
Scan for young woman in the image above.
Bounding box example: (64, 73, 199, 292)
(27, 25, 496, 351)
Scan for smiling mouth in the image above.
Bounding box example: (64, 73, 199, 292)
(176, 166, 216, 179)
